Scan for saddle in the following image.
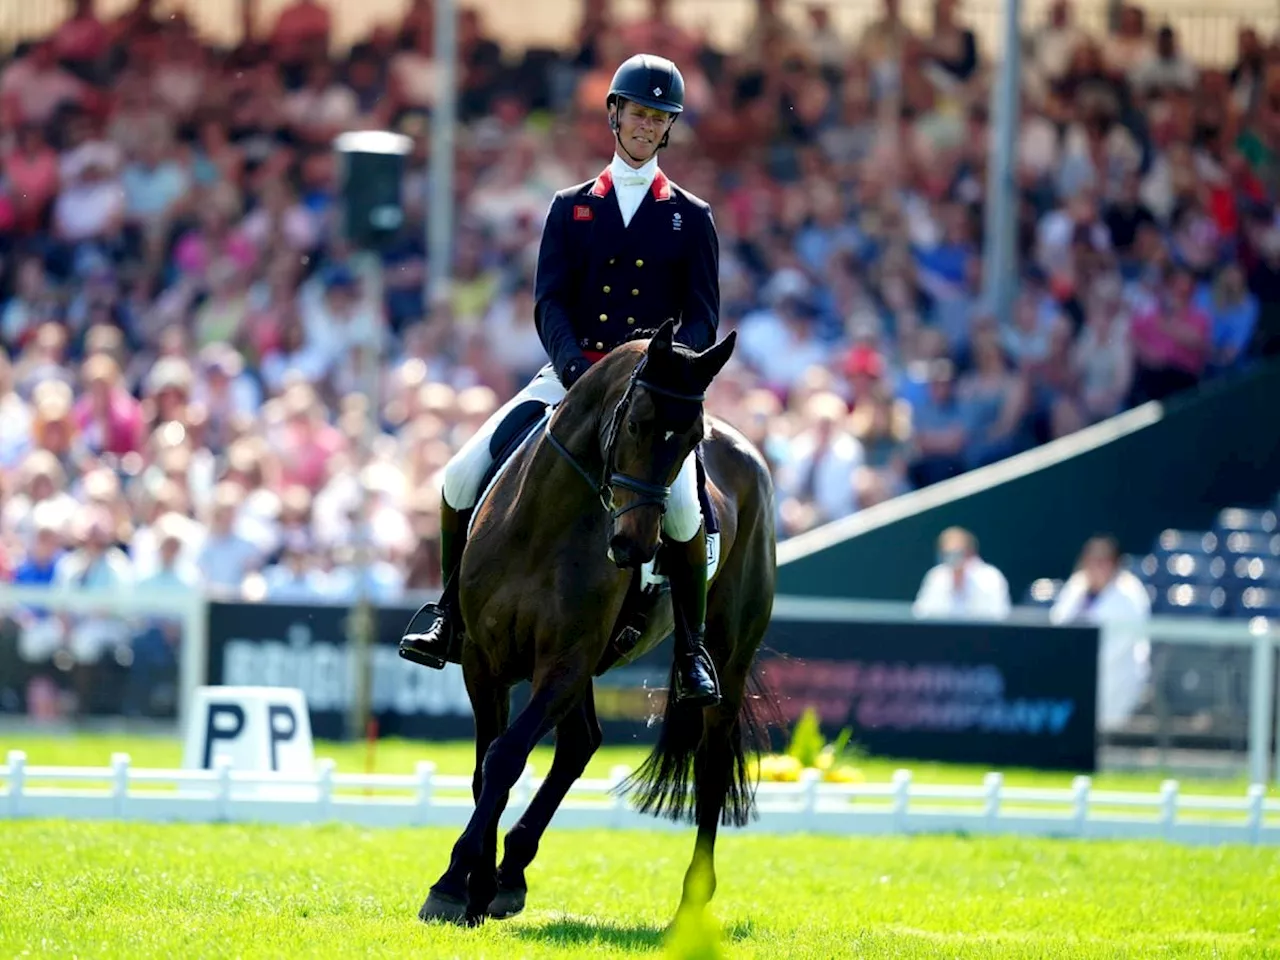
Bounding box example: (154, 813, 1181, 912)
(472, 400, 721, 678)
(468, 400, 551, 537)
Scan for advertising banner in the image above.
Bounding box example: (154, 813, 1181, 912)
(206, 602, 1098, 770)
(758, 618, 1099, 772)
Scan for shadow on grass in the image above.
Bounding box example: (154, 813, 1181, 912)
(512, 916, 755, 952)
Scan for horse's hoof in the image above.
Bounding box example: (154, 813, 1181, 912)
(487, 885, 527, 920)
(418, 890, 468, 925)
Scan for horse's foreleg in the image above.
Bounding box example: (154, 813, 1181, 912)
(468, 676, 513, 921)
(424, 662, 588, 924)
(419, 656, 510, 925)
(489, 683, 602, 919)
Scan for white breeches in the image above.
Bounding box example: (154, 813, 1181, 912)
(441, 364, 702, 543)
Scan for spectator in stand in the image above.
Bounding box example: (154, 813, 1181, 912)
(54, 504, 134, 686)
(5, 123, 61, 237)
(52, 0, 111, 81)
(1196, 263, 1259, 375)
(73, 354, 145, 457)
(1071, 272, 1135, 423)
(257, 531, 327, 601)
(619, 0, 700, 68)
(12, 504, 65, 588)
(0, 351, 33, 468)
(908, 359, 970, 488)
(1103, 6, 1151, 77)
(959, 319, 1032, 468)
(775, 392, 863, 537)
(269, 0, 332, 70)
(53, 142, 125, 256)
(1129, 266, 1212, 403)
(739, 288, 829, 397)
(913, 526, 1011, 620)
(121, 125, 190, 261)
(1130, 25, 1197, 97)
(849, 386, 912, 506)
(0, 42, 85, 125)
(197, 483, 262, 596)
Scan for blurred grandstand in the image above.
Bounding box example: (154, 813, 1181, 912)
(3, 0, 1280, 739)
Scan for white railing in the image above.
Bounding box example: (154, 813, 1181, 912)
(2, 752, 1277, 845)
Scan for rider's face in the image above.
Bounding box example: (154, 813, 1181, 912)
(613, 100, 674, 164)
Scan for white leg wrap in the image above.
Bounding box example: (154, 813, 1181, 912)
(661, 451, 702, 543)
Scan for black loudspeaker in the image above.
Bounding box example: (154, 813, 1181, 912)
(333, 131, 413, 252)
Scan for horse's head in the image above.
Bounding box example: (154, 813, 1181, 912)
(605, 320, 736, 569)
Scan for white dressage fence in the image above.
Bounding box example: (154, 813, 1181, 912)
(3, 751, 1277, 846)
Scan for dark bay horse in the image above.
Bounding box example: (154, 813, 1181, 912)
(417, 320, 777, 926)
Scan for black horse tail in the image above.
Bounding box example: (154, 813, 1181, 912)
(622, 664, 781, 828)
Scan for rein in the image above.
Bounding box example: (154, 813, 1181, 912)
(545, 357, 704, 522)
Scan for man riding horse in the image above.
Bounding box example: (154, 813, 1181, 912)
(400, 54, 722, 706)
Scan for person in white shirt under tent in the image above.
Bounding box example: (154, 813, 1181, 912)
(913, 526, 1012, 621)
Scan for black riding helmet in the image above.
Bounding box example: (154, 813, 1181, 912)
(606, 54, 685, 154)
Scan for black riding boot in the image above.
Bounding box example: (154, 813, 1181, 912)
(398, 501, 473, 670)
(662, 526, 721, 707)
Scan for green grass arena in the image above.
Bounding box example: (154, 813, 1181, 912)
(1, 735, 1277, 958)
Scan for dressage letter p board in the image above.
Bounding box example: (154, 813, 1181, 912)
(182, 686, 317, 798)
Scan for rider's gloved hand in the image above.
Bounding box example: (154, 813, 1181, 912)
(560, 357, 589, 388)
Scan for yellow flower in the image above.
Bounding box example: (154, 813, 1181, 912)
(772, 755, 803, 782)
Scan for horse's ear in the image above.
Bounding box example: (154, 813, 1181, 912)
(693, 330, 736, 384)
(648, 319, 676, 355)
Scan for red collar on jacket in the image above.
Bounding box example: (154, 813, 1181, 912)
(588, 166, 672, 201)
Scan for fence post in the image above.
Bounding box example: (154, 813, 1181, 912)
(415, 761, 436, 826)
(1248, 630, 1274, 785)
(610, 765, 631, 829)
(111, 753, 131, 819)
(800, 768, 822, 826)
(1246, 784, 1265, 845)
(1159, 779, 1179, 839)
(317, 758, 336, 821)
(891, 769, 912, 833)
(983, 772, 1003, 829)
(215, 756, 233, 822)
(1071, 776, 1092, 836)
(6, 751, 26, 819)
(1272, 633, 1280, 787)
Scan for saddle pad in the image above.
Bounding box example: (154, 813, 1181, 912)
(468, 402, 551, 538)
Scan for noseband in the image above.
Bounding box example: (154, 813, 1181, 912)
(545, 358, 704, 523)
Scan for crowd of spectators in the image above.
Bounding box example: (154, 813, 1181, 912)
(3, 0, 1280, 714)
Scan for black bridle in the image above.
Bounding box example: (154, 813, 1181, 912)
(545, 358, 704, 522)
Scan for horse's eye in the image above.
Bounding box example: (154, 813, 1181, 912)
(626, 420, 639, 437)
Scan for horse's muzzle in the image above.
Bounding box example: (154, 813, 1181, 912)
(608, 535, 656, 570)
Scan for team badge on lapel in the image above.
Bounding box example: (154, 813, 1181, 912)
(574, 205, 593, 221)
(672, 211, 682, 231)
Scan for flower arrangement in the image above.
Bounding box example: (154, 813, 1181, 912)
(751, 707, 866, 784)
